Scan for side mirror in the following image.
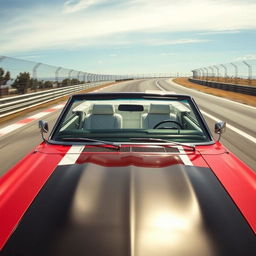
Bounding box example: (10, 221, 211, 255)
(39, 120, 49, 142)
(214, 121, 226, 141)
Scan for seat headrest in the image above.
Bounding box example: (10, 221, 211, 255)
(149, 104, 170, 114)
(91, 104, 114, 115)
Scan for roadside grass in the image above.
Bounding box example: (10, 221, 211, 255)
(199, 77, 256, 87)
(173, 77, 256, 107)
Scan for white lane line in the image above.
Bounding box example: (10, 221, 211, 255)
(155, 80, 176, 93)
(200, 110, 256, 144)
(155, 81, 165, 91)
(52, 104, 65, 109)
(0, 123, 26, 136)
(29, 112, 49, 119)
(0, 103, 65, 137)
(160, 80, 256, 144)
(168, 79, 256, 110)
(177, 146, 193, 166)
(58, 145, 84, 165)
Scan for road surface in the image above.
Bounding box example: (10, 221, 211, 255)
(0, 78, 255, 175)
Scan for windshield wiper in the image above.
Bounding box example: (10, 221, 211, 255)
(129, 138, 195, 151)
(58, 137, 120, 149)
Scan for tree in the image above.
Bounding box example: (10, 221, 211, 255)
(0, 68, 11, 96)
(71, 78, 79, 85)
(0, 68, 11, 86)
(12, 72, 31, 94)
(44, 81, 53, 88)
(62, 78, 71, 87)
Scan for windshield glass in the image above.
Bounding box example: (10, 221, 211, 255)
(51, 95, 212, 144)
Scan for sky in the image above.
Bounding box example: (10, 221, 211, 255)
(1, 0, 256, 76)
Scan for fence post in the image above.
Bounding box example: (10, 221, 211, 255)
(68, 69, 74, 86)
(87, 73, 91, 83)
(243, 61, 252, 85)
(55, 67, 62, 87)
(192, 70, 196, 78)
(230, 63, 238, 84)
(204, 67, 208, 81)
(83, 72, 86, 84)
(209, 66, 214, 80)
(213, 65, 219, 81)
(196, 69, 200, 79)
(77, 71, 81, 83)
(199, 68, 204, 80)
(0, 56, 7, 97)
(32, 63, 42, 91)
(220, 64, 227, 82)
(198, 69, 202, 79)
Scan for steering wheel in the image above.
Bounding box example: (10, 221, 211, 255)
(153, 120, 183, 129)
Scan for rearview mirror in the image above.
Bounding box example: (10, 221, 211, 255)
(214, 121, 226, 141)
(39, 120, 49, 142)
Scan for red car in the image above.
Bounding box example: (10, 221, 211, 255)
(0, 92, 255, 256)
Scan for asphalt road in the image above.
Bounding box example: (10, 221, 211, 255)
(0, 78, 255, 176)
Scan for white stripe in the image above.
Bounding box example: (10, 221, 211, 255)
(156, 80, 256, 145)
(155, 80, 176, 93)
(0, 103, 65, 137)
(52, 104, 65, 109)
(177, 146, 193, 166)
(0, 123, 25, 135)
(200, 110, 256, 144)
(155, 81, 165, 91)
(169, 78, 256, 110)
(58, 145, 84, 165)
(29, 112, 49, 119)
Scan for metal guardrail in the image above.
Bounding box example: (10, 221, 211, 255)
(0, 82, 110, 118)
(188, 78, 256, 96)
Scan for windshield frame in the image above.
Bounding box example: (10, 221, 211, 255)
(48, 92, 214, 146)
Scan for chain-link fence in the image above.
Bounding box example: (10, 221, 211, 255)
(0, 56, 127, 97)
(192, 59, 256, 86)
(0, 55, 188, 98)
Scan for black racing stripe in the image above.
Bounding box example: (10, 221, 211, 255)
(1, 164, 255, 256)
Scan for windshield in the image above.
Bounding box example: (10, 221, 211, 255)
(51, 94, 212, 144)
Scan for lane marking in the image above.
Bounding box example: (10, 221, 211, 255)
(200, 110, 256, 144)
(155, 80, 176, 93)
(155, 80, 165, 91)
(0, 103, 65, 137)
(0, 123, 26, 136)
(58, 145, 84, 165)
(168, 79, 256, 110)
(158, 79, 256, 144)
(0, 82, 121, 137)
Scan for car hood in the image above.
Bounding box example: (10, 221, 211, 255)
(2, 159, 255, 256)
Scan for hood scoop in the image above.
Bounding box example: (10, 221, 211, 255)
(83, 146, 179, 153)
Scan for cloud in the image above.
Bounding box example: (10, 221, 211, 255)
(63, 0, 107, 13)
(235, 54, 256, 61)
(1, 0, 256, 54)
(197, 30, 241, 35)
(160, 53, 176, 56)
(147, 39, 211, 46)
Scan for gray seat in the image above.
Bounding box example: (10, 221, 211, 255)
(141, 104, 176, 129)
(84, 104, 122, 129)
